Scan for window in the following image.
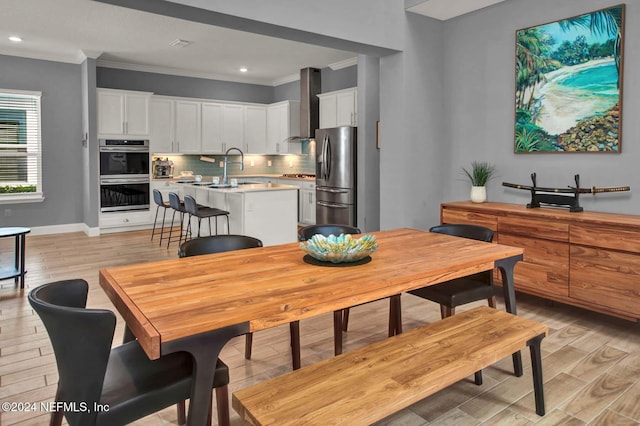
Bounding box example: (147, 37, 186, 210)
(0, 89, 43, 203)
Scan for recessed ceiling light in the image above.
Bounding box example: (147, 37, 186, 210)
(239, 67, 248, 73)
(9, 36, 22, 42)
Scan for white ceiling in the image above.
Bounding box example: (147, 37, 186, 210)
(408, 0, 508, 21)
(1, 0, 507, 86)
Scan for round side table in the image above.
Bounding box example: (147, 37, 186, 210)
(0, 227, 31, 289)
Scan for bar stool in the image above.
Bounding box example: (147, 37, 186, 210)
(166, 192, 189, 247)
(183, 195, 230, 238)
(150, 190, 171, 246)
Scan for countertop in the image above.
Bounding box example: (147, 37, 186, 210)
(153, 174, 316, 183)
(176, 181, 299, 193)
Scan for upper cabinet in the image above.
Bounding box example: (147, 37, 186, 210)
(149, 95, 299, 155)
(318, 87, 357, 129)
(244, 105, 267, 154)
(267, 101, 301, 154)
(202, 103, 250, 154)
(174, 100, 201, 154)
(149, 97, 201, 153)
(149, 97, 175, 152)
(97, 89, 151, 137)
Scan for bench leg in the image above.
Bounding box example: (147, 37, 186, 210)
(528, 333, 546, 416)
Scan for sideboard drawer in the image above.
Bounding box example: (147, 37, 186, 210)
(499, 233, 569, 297)
(571, 224, 640, 253)
(570, 245, 640, 317)
(499, 217, 568, 242)
(441, 209, 497, 232)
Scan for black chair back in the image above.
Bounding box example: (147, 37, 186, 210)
(298, 224, 361, 241)
(179, 234, 263, 257)
(429, 224, 494, 242)
(153, 189, 164, 207)
(168, 192, 183, 211)
(28, 279, 115, 426)
(183, 194, 198, 215)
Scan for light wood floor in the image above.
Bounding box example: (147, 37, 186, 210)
(1, 229, 640, 425)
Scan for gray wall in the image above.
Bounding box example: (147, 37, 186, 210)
(441, 0, 639, 214)
(322, 65, 358, 93)
(272, 64, 359, 103)
(0, 54, 84, 227)
(379, 13, 446, 230)
(81, 59, 99, 228)
(97, 67, 274, 103)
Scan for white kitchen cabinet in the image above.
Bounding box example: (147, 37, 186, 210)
(244, 105, 267, 154)
(202, 103, 247, 154)
(300, 181, 316, 225)
(150, 97, 201, 154)
(99, 210, 152, 232)
(267, 101, 301, 154)
(175, 100, 201, 154)
(98, 89, 151, 137)
(149, 97, 175, 153)
(201, 103, 224, 153)
(318, 87, 357, 129)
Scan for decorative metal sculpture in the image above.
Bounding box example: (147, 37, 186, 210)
(502, 173, 630, 212)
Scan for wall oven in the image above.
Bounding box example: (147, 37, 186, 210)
(99, 139, 150, 212)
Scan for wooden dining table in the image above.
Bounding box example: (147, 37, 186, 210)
(99, 228, 524, 426)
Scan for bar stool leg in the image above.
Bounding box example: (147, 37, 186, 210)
(151, 205, 160, 241)
(159, 208, 168, 246)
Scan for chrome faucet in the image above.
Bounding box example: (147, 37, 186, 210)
(222, 147, 244, 185)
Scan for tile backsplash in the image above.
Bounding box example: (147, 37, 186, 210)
(154, 140, 316, 177)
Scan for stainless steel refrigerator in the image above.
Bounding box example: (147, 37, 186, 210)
(315, 126, 357, 227)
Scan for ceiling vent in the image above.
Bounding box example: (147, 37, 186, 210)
(169, 39, 193, 48)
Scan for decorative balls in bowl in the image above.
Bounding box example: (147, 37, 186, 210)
(300, 234, 378, 263)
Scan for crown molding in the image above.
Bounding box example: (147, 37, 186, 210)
(272, 73, 299, 87)
(0, 48, 82, 64)
(96, 59, 275, 86)
(328, 56, 358, 70)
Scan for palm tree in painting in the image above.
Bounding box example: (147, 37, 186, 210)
(515, 28, 557, 113)
(558, 6, 623, 86)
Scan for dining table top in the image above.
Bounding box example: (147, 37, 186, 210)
(99, 228, 523, 360)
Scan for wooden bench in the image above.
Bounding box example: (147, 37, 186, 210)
(232, 306, 548, 426)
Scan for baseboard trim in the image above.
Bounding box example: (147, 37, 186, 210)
(27, 223, 101, 237)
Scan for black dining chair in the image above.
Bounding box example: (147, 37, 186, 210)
(407, 224, 497, 319)
(298, 224, 401, 355)
(179, 235, 303, 370)
(29, 279, 230, 426)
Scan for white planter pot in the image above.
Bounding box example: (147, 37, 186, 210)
(470, 186, 487, 203)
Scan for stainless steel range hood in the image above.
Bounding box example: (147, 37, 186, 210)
(299, 67, 321, 140)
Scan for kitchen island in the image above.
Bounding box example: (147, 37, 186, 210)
(179, 181, 298, 246)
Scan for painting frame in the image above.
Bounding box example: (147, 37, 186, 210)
(514, 4, 625, 153)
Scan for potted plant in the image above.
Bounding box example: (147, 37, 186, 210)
(462, 161, 495, 203)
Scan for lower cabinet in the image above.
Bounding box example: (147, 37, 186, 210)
(441, 201, 640, 321)
(300, 182, 316, 225)
(99, 210, 153, 232)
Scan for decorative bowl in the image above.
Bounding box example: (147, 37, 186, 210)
(299, 234, 378, 264)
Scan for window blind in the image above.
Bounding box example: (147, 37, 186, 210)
(0, 89, 42, 199)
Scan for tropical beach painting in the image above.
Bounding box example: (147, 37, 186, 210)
(515, 5, 625, 153)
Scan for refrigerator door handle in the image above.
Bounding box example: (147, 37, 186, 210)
(320, 135, 327, 179)
(317, 187, 350, 194)
(317, 201, 350, 208)
(325, 136, 331, 180)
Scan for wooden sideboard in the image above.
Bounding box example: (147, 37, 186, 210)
(441, 201, 640, 322)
